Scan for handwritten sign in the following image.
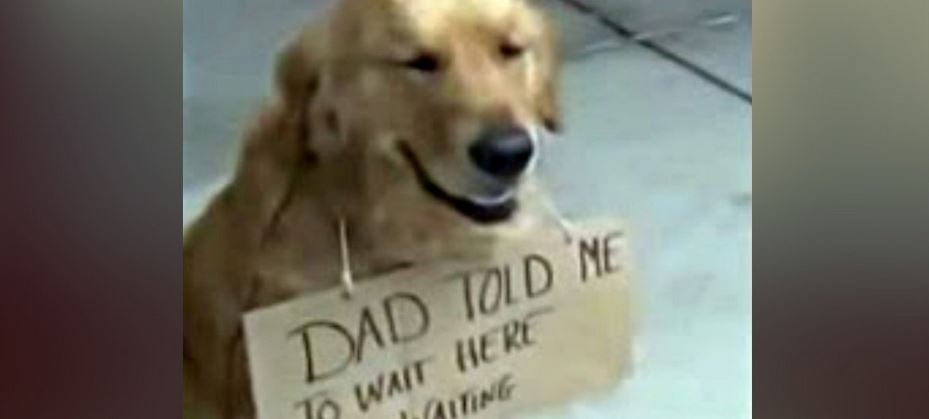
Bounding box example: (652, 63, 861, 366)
(244, 218, 632, 419)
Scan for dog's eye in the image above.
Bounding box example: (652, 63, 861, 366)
(401, 53, 441, 73)
(499, 42, 526, 60)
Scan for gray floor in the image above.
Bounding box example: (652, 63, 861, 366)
(184, 1, 752, 417)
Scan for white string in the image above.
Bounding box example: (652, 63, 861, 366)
(544, 198, 575, 244)
(533, 126, 574, 243)
(337, 217, 355, 298)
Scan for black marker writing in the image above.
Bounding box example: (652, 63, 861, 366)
(289, 292, 431, 384)
(579, 230, 623, 281)
(460, 254, 554, 322)
(456, 307, 555, 373)
(354, 358, 432, 412)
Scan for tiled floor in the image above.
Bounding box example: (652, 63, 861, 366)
(184, 1, 751, 417)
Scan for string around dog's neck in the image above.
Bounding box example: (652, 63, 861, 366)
(336, 216, 355, 299)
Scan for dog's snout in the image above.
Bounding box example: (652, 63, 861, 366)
(468, 126, 534, 178)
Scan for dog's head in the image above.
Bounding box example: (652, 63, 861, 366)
(277, 0, 561, 230)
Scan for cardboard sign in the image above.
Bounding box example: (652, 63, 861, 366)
(244, 218, 632, 419)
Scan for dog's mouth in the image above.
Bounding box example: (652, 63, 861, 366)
(398, 143, 517, 224)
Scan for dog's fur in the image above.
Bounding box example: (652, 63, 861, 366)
(183, 0, 561, 417)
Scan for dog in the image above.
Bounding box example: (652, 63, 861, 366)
(183, 0, 563, 417)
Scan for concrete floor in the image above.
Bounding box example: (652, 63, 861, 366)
(184, 1, 752, 417)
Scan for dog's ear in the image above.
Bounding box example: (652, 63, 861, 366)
(535, 72, 562, 133)
(223, 30, 326, 243)
(533, 18, 563, 133)
(274, 30, 321, 110)
(274, 26, 341, 161)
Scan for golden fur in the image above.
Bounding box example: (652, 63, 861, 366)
(183, 0, 562, 417)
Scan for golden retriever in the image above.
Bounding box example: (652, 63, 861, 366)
(184, 0, 562, 417)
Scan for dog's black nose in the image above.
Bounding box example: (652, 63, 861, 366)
(469, 126, 534, 178)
